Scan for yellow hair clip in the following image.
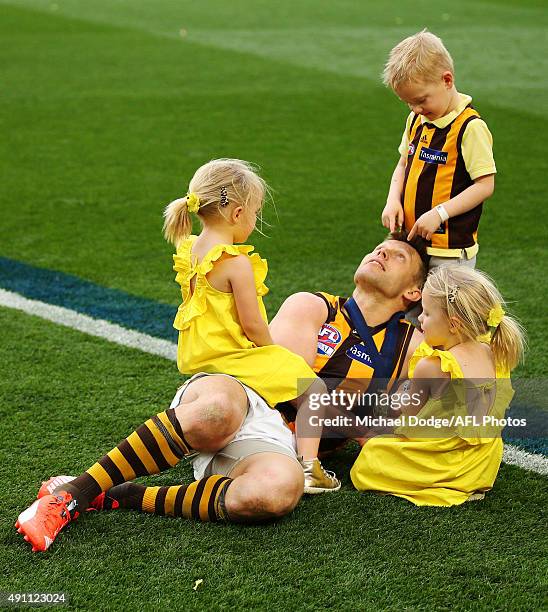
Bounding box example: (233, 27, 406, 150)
(186, 192, 200, 213)
(476, 332, 492, 344)
(487, 304, 505, 328)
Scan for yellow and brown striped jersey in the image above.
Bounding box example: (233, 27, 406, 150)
(402, 105, 483, 250)
(276, 292, 414, 447)
(312, 292, 414, 394)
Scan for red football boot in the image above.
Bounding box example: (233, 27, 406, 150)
(15, 492, 79, 552)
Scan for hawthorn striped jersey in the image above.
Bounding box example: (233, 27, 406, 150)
(312, 292, 414, 394)
(402, 105, 484, 250)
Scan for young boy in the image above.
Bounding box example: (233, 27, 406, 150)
(381, 30, 496, 269)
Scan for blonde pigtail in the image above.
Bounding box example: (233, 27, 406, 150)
(490, 315, 527, 373)
(425, 265, 527, 374)
(163, 159, 269, 245)
(163, 197, 193, 246)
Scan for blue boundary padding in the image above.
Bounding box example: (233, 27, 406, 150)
(1, 256, 546, 459)
(0, 256, 177, 342)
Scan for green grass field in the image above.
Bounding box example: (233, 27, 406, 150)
(1, 0, 547, 609)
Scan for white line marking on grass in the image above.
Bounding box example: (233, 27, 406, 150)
(0, 288, 177, 362)
(1, 287, 546, 477)
(503, 445, 548, 476)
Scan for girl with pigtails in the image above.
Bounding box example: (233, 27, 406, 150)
(351, 265, 526, 506)
(14, 159, 342, 553)
(163, 159, 340, 493)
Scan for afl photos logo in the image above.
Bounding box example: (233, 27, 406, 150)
(317, 324, 342, 357)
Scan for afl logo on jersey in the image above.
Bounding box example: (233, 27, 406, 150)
(408, 142, 415, 156)
(317, 324, 342, 357)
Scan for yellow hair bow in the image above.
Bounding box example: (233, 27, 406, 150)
(487, 304, 505, 328)
(477, 304, 505, 343)
(186, 192, 200, 213)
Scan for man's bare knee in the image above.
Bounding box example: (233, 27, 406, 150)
(250, 473, 302, 518)
(267, 480, 302, 516)
(175, 389, 247, 452)
(227, 463, 304, 521)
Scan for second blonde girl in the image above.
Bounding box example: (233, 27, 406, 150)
(351, 265, 526, 506)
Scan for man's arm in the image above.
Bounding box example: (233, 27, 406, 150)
(269, 292, 328, 367)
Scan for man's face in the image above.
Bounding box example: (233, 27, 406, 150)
(354, 240, 422, 301)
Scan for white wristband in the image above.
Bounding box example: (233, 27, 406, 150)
(435, 204, 449, 223)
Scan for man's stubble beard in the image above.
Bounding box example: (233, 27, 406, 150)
(355, 270, 400, 301)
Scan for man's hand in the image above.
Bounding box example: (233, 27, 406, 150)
(407, 208, 443, 241)
(381, 199, 404, 233)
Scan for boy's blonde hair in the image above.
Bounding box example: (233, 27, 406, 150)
(424, 266, 526, 372)
(163, 158, 267, 246)
(383, 30, 454, 90)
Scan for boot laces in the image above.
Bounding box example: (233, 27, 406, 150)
(45, 495, 74, 531)
(319, 463, 338, 482)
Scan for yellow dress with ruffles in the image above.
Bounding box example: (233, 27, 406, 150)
(172, 236, 316, 407)
(350, 342, 514, 506)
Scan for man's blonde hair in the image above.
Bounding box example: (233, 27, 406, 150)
(424, 266, 526, 372)
(383, 30, 455, 90)
(163, 158, 267, 246)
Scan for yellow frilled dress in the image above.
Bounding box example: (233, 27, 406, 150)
(172, 236, 317, 407)
(350, 342, 514, 506)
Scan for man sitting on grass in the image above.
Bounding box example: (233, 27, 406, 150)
(16, 231, 426, 552)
